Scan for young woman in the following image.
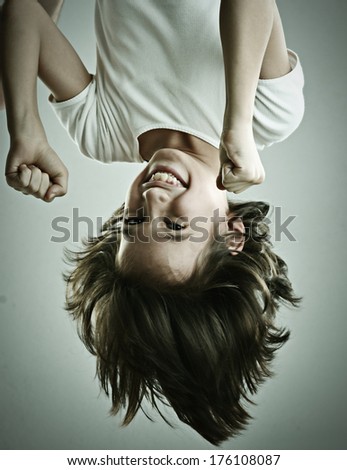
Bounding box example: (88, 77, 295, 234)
(1, 0, 304, 444)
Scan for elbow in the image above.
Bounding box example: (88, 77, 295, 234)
(38, 0, 65, 23)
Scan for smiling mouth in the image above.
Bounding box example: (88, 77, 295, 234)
(145, 166, 188, 187)
(149, 171, 184, 187)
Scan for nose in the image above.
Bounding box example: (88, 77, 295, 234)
(142, 188, 171, 219)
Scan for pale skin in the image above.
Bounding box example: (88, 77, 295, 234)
(1, 0, 91, 201)
(117, 137, 245, 282)
(1, 0, 291, 278)
(218, 0, 290, 193)
(0, 0, 63, 109)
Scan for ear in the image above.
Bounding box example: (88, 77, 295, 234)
(225, 215, 245, 256)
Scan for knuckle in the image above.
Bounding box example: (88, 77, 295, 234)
(33, 188, 42, 197)
(19, 176, 30, 188)
(30, 183, 41, 193)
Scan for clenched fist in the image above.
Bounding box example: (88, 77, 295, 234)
(5, 136, 68, 202)
(217, 128, 265, 194)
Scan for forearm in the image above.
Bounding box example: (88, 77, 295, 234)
(1, 0, 89, 140)
(219, 0, 275, 129)
(0, 0, 64, 110)
(1, 0, 51, 138)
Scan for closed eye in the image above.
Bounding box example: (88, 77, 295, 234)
(124, 217, 145, 225)
(163, 217, 187, 231)
(124, 217, 187, 231)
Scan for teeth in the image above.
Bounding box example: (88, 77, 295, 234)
(149, 172, 183, 187)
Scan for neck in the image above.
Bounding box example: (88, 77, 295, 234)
(138, 129, 220, 172)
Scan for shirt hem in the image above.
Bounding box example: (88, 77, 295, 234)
(135, 124, 220, 156)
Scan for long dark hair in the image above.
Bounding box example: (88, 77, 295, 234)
(64, 200, 300, 445)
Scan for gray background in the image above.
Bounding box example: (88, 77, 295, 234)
(1, 0, 346, 450)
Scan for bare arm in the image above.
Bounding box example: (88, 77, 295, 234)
(37, 0, 64, 23)
(217, 0, 290, 193)
(260, 3, 291, 80)
(0, 0, 64, 109)
(220, 0, 290, 128)
(1, 0, 91, 201)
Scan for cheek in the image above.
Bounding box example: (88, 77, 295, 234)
(124, 174, 145, 209)
(174, 189, 228, 218)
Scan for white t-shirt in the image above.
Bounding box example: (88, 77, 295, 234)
(50, 0, 305, 164)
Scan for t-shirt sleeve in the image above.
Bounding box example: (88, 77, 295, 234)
(49, 78, 111, 162)
(253, 49, 305, 150)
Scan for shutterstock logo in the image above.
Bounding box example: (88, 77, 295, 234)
(50, 206, 298, 243)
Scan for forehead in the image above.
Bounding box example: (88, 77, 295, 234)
(117, 232, 214, 281)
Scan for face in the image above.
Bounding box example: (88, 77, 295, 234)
(116, 149, 230, 282)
